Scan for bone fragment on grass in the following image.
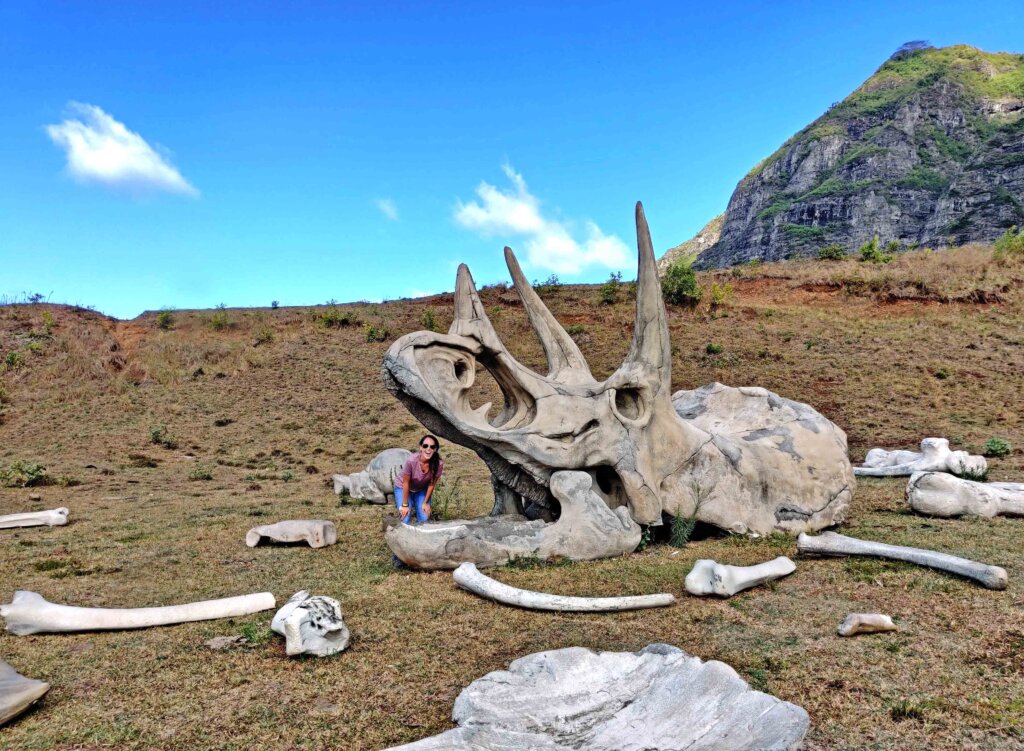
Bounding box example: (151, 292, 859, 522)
(245, 519, 337, 548)
(837, 613, 897, 636)
(0, 590, 276, 635)
(796, 531, 1007, 590)
(854, 437, 986, 477)
(332, 447, 410, 504)
(906, 471, 1024, 518)
(0, 507, 68, 529)
(684, 556, 796, 597)
(0, 659, 49, 727)
(270, 590, 350, 657)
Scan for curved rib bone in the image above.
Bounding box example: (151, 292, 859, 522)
(684, 556, 796, 597)
(855, 438, 987, 477)
(0, 507, 69, 529)
(245, 520, 337, 549)
(0, 590, 276, 635)
(906, 471, 1024, 518)
(837, 613, 897, 636)
(797, 531, 1007, 590)
(0, 659, 49, 726)
(453, 562, 675, 611)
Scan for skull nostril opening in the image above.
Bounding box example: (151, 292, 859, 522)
(613, 388, 643, 420)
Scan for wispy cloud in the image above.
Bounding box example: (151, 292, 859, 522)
(376, 197, 399, 221)
(45, 102, 198, 197)
(454, 164, 628, 275)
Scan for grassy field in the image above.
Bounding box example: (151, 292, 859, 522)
(1, 246, 1022, 750)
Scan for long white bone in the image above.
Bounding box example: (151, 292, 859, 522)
(0, 590, 276, 635)
(684, 556, 796, 597)
(854, 437, 986, 477)
(245, 520, 337, 549)
(0, 659, 49, 726)
(797, 531, 1007, 590)
(270, 590, 350, 657)
(837, 613, 897, 636)
(0, 507, 69, 529)
(453, 562, 676, 611)
(906, 471, 1024, 518)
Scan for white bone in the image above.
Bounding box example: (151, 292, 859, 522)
(797, 531, 1007, 590)
(906, 471, 1024, 518)
(453, 562, 675, 611)
(270, 590, 350, 657)
(0, 507, 69, 529)
(837, 613, 897, 636)
(855, 437, 987, 477)
(333, 447, 410, 504)
(684, 556, 796, 597)
(0, 590, 276, 635)
(0, 659, 49, 726)
(245, 520, 337, 548)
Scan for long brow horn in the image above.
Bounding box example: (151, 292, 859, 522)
(626, 203, 671, 387)
(449, 264, 508, 355)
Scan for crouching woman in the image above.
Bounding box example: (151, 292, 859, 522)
(396, 435, 443, 524)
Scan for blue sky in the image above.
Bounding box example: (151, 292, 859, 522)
(1, 1, 1021, 319)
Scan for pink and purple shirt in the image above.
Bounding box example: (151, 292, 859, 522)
(397, 455, 443, 492)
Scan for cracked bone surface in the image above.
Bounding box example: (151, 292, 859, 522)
(382, 644, 809, 750)
(453, 562, 675, 611)
(684, 556, 796, 597)
(270, 590, 350, 657)
(332, 448, 410, 504)
(0, 659, 49, 726)
(245, 519, 337, 549)
(855, 437, 987, 477)
(381, 203, 852, 540)
(0, 590, 276, 635)
(0, 507, 68, 529)
(838, 613, 897, 636)
(907, 471, 1024, 518)
(797, 531, 1007, 590)
(385, 470, 641, 569)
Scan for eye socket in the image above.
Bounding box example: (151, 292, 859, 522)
(613, 387, 644, 420)
(453, 359, 470, 385)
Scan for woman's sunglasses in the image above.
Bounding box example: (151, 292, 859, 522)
(421, 443, 437, 450)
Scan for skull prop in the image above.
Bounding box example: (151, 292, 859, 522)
(271, 591, 350, 657)
(382, 203, 853, 537)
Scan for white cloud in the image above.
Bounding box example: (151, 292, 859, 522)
(376, 197, 399, 221)
(45, 102, 198, 197)
(454, 164, 628, 275)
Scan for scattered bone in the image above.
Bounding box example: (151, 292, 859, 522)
(907, 471, 1024, 518)
(797, 531, 1007, 590)
(0, 590, 276, 635)
(271, 591, 349, 657)
(453, 562, 675, 612)
(245, 520, 337, 549)
(0, 659, 49, 726)
(382, 644, 809, 750)
(0, 507, 69, 529)
(855, 438, 987, 477)
(685, 556, 796, 597)
(837, 613, 897, 636)
(333, 448, 411, 504)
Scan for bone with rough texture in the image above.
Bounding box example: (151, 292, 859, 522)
(797, 531, 1007, 590)
(855, 437, 987, 477)
(332, 448, 411, 504)
(837, 613, 898, 636)
(381, 202, 852, 546)
(0, 590, 276, 635)
(382, 644, 809, 750)
(906, 471, 1024, 518)
(0, 659, 49, 726)
(685, 556, 796, 597)
(453, 562, 675, 611)
(385, 470, 641, 569)
(271, 590, 350, 657)
(245, 519, 337, 548)
(0, 507, 69, 529)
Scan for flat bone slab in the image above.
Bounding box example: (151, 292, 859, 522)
(0, 507, 69, 529)
(0, 659, 50, 726)
(246, 520, 337, 548)
(382, 644, 809, 750)
(838, 613, 897, 637)
(685, 556, 796, 597)
(907, 471, 1024, 518)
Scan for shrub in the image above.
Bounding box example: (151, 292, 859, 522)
(705, 342, 724, 355)
(599, 272, 622, 305)
(4, 351, 25, 370)
(240, 621, 272, 646)
(365, 322, 390, 342)
(188, 464, 214, 481)
(859, 236, 893, 264)
(993, 226, 1024, 261)
(270, 300, 280, 309)
(662, 256, 703, 307)
(149, 425, 179, 450)
(709, 282, 734, 308)
(281, 470, 295, 482)
(982, 437, 1012, 457)
(420, 310, 438, 331)
(253, 327, 274, 346)
(155, 310, 174, 330)
(317, 306, 355, 328)
(565, 324, 587, 337)
(818, 243, 847, 260)
(40, 310, 55, 334)
(533, 274, 560, 295)
(669, 481, 709, 547)
(0, 461, 50, 488)
(208, 304, 231, 331)
(431, 476, 468, 521)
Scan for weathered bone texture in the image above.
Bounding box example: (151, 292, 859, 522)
(0, 659, 49, 726)
(855, 437, 987, 477)
(0, 590, 276, 635)
(382, 644, 809, 750)
(333, 448, 411, 504)
(270, 590, 350, 657)
(907, 471, 1024, 518)
(797, 531, 1007, 590)
(685, 556, 796, 597)
(245, 519, 337, 548)
(382, 203, 852, 541)
(0, 507, 69, 529)
(453, 562, 675, 611)
(837, 613, 897, 636)
(385, 470, 641, 569)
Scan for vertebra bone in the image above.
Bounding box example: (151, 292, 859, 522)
(855, 438, 986, 477)
(245, 519, 337, 548)
(684, 556, 796, 597)
(333, 447, 410, 504)
(906, 471, 1024, 518)
(0, 507, 68, 529)
(0, 659, 49, 726)
(271, 590, 350, 657)
(837, 613, 897, 636)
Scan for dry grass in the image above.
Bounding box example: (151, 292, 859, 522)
(1, 249, 1022, 750)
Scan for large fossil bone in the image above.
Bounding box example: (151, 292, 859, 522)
(797, 531, 1007, 590)
(0, 507, 69, 529)
(453, 562, 675, 612)
(245, 519, 337, 548)
(333, 448, 411, 504)
(0, 590, 276, 635)
(855, 438, 987, 477)
(0, 659, 49, 726)
(382, 203, 853, 541)
(684, 556, 796, 597)
(382, 644, 809, 750)
(837, 613, 897, 636)
(270, 590, 350, 657)
(906, 471, 1024, 518)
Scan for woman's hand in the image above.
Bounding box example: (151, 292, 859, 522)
(399, 504, 411, 521)
(422, 501, 431, 519)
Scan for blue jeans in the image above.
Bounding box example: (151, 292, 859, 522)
(396, 486, 430, 524)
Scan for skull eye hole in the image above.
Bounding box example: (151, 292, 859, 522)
(613, 387, 644, 420)
(453, 360, 470, 385)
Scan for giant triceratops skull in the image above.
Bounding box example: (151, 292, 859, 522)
(383, 203, 853, 535)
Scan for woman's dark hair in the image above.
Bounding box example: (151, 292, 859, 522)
(419, 434, 442, 480)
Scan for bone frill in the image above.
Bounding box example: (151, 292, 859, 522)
(0, 659, 49, 726)
(245, 520, 337, 549)
(453, 562, 675, 611)
(906, 471, 1024, 518)
(333, 447, 410, 504)
(271, 591, 350, 657)
(797, 531, 1007, 590)
(684, 556, 796, 597)
(855, 437, 987, 477)
(837, 613, 898, 637)
(0, 507, 69, 529)
(0, 590, 277, 635)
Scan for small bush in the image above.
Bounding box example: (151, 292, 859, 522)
(270, 300, 280, 309)
(669, 514, 698, 547)
(709, 282, 734, 308)
(705, 342, 724, 355)
(420, 310, 438, 331)
(240, 621, 272, 646)
(365, 322, 390, 342)
(4, 351, 25, 370)
(859, 236, 893, 264)
(565, 323, 587, 337)
(208, 304, 231, 331)
(281, 470, 295, 482)
(155, 310, 175, 330)
(40, 310, 55, 334)
(149, 425, 179, 449)
(817, 243, 847, 260)
(982, 437, 1012, 457)
(318, 306, 355, 328)
(533, 274, 560, 295)
(431, 476, 468, 521)
(253, 327, 274, 346)
(0, 461, 51, 488)
(188, 464, 214, 481)
(662, 256, 703, 307)
(993, 225, 1024, 261)
(599, 272, 622, 305)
